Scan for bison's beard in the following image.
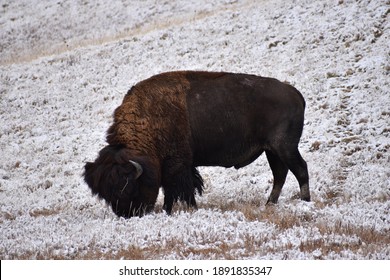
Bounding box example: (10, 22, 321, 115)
(109, 192, 155, 218)
(84, 145, 160, 218)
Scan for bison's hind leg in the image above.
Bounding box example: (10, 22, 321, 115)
(162, 167, 204, 215)
(272, 146, 310, 202)
(265, 150, 288, 204)
(285, 149, 310, 202)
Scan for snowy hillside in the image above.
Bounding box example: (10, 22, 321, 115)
(0, 0, 389, 259)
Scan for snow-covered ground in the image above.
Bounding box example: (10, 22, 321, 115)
(0, 0, 389, 259)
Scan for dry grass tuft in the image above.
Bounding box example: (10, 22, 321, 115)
(29, 207, 61, 218)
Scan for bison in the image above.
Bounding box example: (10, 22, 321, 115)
(84, 71, 310, 218)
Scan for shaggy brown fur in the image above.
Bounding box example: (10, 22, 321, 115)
(107, 72, 192, 159)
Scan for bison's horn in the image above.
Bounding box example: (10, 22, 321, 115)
(129, 160, 143, 179)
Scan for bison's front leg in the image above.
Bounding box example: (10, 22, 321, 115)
(163, 188, 197, 215)
(162, 166, 204, 215)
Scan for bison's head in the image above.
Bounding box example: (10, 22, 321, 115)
(84, 145, 160, 218)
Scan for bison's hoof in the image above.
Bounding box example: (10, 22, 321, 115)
(266, 198, 278, 205)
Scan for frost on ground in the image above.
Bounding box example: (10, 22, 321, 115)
(0, 0, 389, 259)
